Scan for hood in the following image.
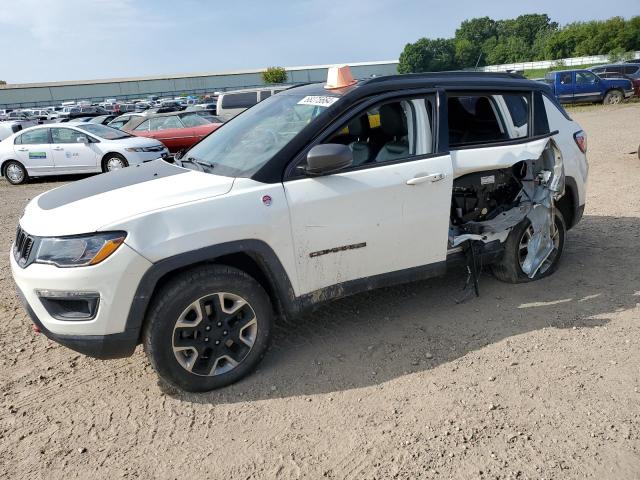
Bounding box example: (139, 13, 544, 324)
(111, 135, 165, 148)
(20, 159, 234, 236)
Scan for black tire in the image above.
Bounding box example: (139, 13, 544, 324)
(102, 154, 129, 172)
(492, 209, 566, 284)
(603, 89, 623, 105)
(3, 160, 28, 185)
(143, 265, 273, 392)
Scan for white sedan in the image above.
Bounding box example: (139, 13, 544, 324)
(0, 123, 169, 185)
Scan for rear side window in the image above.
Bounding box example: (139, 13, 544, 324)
(624, 65, 639, 74)
(220, 92, 258, 109)
(606, 66, 623, 74)
(448, 93, 530, 148)
(259, 91, 272, 101)
(15, 129, 49, 145)
(134, 120, 150, 131)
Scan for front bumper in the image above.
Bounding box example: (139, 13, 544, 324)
(624, 90, 635, 98)
(10, 242, 152, 358)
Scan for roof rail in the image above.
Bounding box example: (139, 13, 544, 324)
(362, 70, 526, 85)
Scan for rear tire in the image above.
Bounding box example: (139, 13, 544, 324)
(492, 209, 566, 284)
(143, 265, 273, 392)
(603, 89, 623, 105)
(3, 160, 28, 185)
(102, 154, 129, 172)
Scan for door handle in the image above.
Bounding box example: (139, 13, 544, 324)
(17, 148, 28, 152)
(52, 147, 64, 151)
(406, 173, 445, 185)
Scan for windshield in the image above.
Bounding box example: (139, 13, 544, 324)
(185, 93, 334, 177)
(77, 123, 133, 139)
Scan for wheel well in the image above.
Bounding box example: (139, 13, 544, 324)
(151, 252, 284, 318)
(556, 183, 575, 229)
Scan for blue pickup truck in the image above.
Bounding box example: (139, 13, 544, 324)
(544, 69, 634, 105)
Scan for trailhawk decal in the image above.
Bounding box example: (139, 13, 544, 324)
(297, 96, 339, 107)
(309, 242, 366, 258)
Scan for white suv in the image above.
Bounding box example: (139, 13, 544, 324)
(10, 70, 588, 392)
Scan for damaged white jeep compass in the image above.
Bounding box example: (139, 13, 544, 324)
(11, 67, 587, 392)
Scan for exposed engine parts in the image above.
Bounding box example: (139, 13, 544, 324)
(451, 162, 526, 226)
(449, 139, 565, 281)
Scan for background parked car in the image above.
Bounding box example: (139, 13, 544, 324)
(107, 113, 145, 129)
(544, 69, 634, 104)
(122, 112, 221, 152)
(590, 64, 640, 96)
(0, 123, 169, 184)
(0, 121, 26, 142)
(216, 86, 288, 120)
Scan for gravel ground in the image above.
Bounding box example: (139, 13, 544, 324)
(0, 104, 639, 479)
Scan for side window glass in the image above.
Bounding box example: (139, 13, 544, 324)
(51, 128, 86, 144)
(560, 73, 572, 84)
(323, 97, 433, 167)
(624, 65, 639, 75)
(16, 128, 49, 145)
(448, 95, 507, 147)
(134, 120, 150, 131)
(576, 72, 596, 84)
(500, 93, 529, 139)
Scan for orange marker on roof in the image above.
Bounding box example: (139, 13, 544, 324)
(324, 65, 357, 90)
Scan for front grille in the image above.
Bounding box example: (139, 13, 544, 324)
(14, 226, 35, 267)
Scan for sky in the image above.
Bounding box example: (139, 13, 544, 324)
(1, 0, 638, 84)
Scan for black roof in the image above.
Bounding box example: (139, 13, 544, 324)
(282, 71, 546, 100)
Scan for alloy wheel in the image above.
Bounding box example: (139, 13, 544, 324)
(172, 292, 258, 376)
(518, 220, 560, 275)
(106, 157, 126, 171)
(6, 163, 24, 183)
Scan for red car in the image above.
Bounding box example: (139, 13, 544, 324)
(123, 112, 222, 152)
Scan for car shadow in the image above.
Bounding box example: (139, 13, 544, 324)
(161, 214, 639, 404)
(21, 173, 97, 184)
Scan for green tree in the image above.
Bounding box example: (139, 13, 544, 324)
(0, 80, 6, 85)
(262, 67, 287, 84)
(398, 38, 457, 73)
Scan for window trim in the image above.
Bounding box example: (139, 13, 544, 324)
(283, 88, 440, 181)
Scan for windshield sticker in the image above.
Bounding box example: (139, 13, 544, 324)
(28, 152, 47, 159)
(297, 96, 339, 107)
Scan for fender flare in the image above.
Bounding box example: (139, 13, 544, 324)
(125, 239, 300, 340)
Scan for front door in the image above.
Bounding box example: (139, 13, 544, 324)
(13, 127, 54, 174)
(574, 71, 601, 103)
(284, 95, 453, 296)
(49, 127, 99, 172)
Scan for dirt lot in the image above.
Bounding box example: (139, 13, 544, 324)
(0, 104, 639, 479)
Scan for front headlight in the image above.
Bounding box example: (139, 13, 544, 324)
(35, 232, 127, 267)
(125, 147, 144, 152)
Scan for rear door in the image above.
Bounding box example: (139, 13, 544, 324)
(555, 72, 575, 103)
(13, 128, 54, 174)
(49, 127, 99, 172)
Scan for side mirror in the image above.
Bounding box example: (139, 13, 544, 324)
(302, 144, 353, 175)
(174, 148, 186, 160)
(76, 136, 88, 144)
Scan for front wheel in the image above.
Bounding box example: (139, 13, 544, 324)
(603, 90, 623, 105)
(492, 209, 566, 284)
(143, 265, 273, 392)
(102, 154, 129, 172)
